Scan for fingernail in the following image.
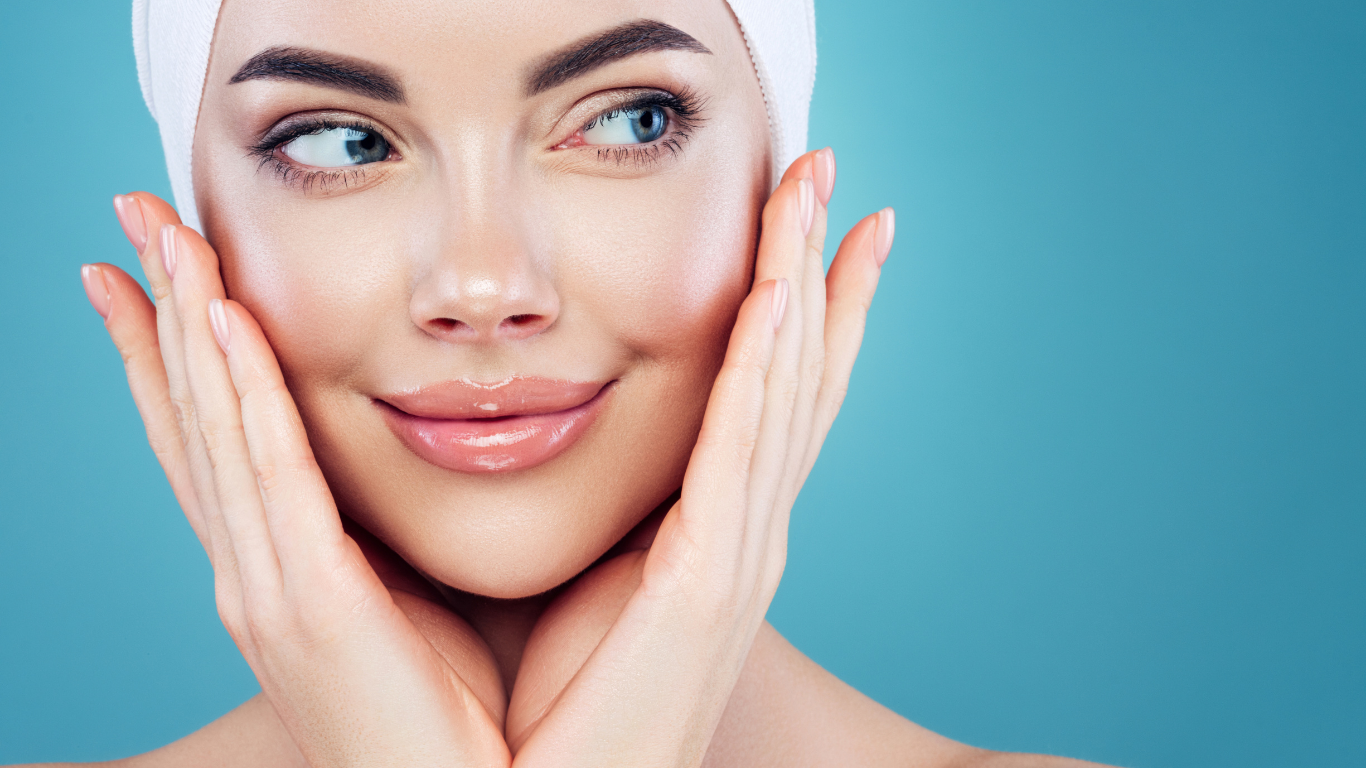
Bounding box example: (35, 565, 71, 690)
(113, 194, 148, 252)
(772, 278, 789, 331)
(81, 264, 112, 319)
(209, 299, 231, 353)
(798, 178, 815, 236)
(160, 224, 178, 280)
(813, 148, 836, 206)
(873, 208, 896, 267)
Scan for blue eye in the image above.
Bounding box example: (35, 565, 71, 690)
(582, 105, 668, 145)
(281, 126, 390, 167)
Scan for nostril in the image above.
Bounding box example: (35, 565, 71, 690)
(420, 314, 550, 341)
(498, 313, 551, 339)
(428, 317, 467, 334)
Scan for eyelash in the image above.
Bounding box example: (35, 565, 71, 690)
(573, 88, 706, 166)
(247, 117, 384, 193)
(249, 88, 706, 191)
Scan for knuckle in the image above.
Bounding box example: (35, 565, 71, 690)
(217, 610, 244, 645)
(829, 381, 850, 407)
(242, 605, 283, 646)
(214, 588, 245, 640)
(145, 430, 180, 468)
(237, 379, 281, 411)
(236, 386, 264, 414)
(117, 342, 145, 368)
(731, 432, 759, 465)
(821, 381, 851, 419)
(762, 559, 787, 600)
(802, 355, 825, 392)
(170, 395, 197, 435)
(196, 417, 229, 459)
(254, 453, 322, 506)
(641, 525, 710, 599)
(253, 462, 282, 502)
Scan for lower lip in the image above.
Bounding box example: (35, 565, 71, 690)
(379, 384, 612, 474)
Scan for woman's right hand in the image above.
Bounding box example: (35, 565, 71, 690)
(85, 193, 509, 768)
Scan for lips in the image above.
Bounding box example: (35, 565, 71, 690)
(377, 377, 612, 473)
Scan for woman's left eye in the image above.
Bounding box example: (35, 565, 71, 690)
(280, 126, 390, 167)
(581, 105, 668, 145)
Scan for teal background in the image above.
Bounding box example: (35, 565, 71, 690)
(1, 1, 1362, 765)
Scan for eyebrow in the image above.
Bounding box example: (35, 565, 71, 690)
(229, 46, 405, 104)
(526, 19, 711, 96)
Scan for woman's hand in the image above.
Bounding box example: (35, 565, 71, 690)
(84, 195, 510, 768)
(504, 148, 895, 766)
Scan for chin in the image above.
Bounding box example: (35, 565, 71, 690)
(300, 373, 705, 599)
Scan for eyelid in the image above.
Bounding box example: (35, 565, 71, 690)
(552, 86, 704, 150)
(250, 111, 402, 162)
(247, 111, 401, 193)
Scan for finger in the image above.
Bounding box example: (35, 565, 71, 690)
(84, 262, 208, 546)
(123, 196, 239, 577)
(774, 150, 835, 516)
(168, 224, 285, 606)
(116, 194, 251, 636)
(664, 279, 785, 581)
(744, 175, 812, 541)
(213, 298, 356, 594)
(799, 208, 894, 488)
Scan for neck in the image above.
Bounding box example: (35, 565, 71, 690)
(339, 491, 675, 697)
(434, 585, 560, 694)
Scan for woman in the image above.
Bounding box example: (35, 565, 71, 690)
(48, 0, 1107, 764)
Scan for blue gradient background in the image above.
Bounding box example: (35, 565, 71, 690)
(1, 1, 1362, 765)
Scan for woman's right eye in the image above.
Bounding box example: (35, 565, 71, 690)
(280, 126, 391, 168)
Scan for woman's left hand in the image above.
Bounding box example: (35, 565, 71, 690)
(505, 148, 895, 766)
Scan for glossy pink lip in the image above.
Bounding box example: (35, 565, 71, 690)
(377, 378, 612, 473)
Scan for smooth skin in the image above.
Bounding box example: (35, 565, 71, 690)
(36, 0, 1114, 765)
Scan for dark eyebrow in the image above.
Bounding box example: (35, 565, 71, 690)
(526, 19, 711, 96)
(229, 46, 405, 104)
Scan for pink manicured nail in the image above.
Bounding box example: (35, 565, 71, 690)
(160, 224, 178, 280)
(113, 195, 148, 252)
(798, 178, 814, 236)
(209, 299, 231, 353)
(813, 148, 835, 206)
(772, 278, 789, 331)
(873, 208, 896, 267)
(81, 264, 112, 319)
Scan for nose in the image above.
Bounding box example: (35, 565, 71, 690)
(408, 221, 560, 343)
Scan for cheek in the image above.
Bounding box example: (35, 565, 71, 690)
(545, 170, 761, 369)
(208, 193, 411, 388)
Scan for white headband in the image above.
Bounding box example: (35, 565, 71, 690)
(133, 0, 815, 233)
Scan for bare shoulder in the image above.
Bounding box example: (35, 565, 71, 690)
(703, 623, 1116, 768)
(13, 627, 1115, 768)
(968, 754, 1114, 768)
(11, 695, 305, 768)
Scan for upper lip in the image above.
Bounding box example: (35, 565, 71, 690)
(377, 377, 609, 420)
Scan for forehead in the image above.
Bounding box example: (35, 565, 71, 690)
(211, 0, 749, 91)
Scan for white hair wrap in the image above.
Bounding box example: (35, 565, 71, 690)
(133, 0, 816, 233)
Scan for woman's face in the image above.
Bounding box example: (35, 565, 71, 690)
(193, 0, 771, 598)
